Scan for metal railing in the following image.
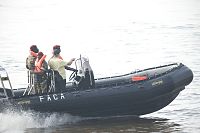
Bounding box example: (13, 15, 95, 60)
(23, 69, 56, 96)
(0, 66, 15, 98)
(23, 70, 35, 96)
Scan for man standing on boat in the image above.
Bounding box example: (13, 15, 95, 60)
(26, 45, 39, 95)
(48, 45, 75, 92)
(26, 45, 39, 70)
(34, 52, 48, 94)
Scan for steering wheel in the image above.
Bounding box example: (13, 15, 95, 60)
(69, 71, 77, 81)
(65, 66, 78, 81)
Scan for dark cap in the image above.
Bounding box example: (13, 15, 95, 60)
(30, 45, 39, 53)
(53, 45, 60, 50)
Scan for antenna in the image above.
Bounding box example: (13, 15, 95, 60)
(80, 54, 83, 69)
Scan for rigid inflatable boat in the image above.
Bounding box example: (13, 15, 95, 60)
(0, 57, 193, 117)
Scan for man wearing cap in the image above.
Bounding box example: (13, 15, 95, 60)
(26, 45, 39, 70)
(48, 45, 75, 92)
(26, 45, 39, 95)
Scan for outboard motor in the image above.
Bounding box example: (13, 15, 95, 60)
(74, 56, 95, 89)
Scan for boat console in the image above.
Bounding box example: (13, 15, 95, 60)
(72, 56, 95, 89)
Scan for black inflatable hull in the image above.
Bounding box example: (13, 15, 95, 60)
(0, 63, 193, 117)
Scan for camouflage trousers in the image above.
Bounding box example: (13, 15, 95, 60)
(34, 74, 47, 94)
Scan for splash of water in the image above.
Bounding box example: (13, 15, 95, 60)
(0, 109, 82, 133)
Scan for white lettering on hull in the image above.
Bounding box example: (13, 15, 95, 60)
(39, 93, 66, 102)
(39, 96, 44, 102)
(53, 94, 58, 100)
(47, 95, 52, 101)
(61, 93, 65, 99)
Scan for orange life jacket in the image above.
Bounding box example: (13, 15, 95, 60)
(34, 55, 47, 72)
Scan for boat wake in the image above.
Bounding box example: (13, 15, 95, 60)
(0, 109, 82, 133)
